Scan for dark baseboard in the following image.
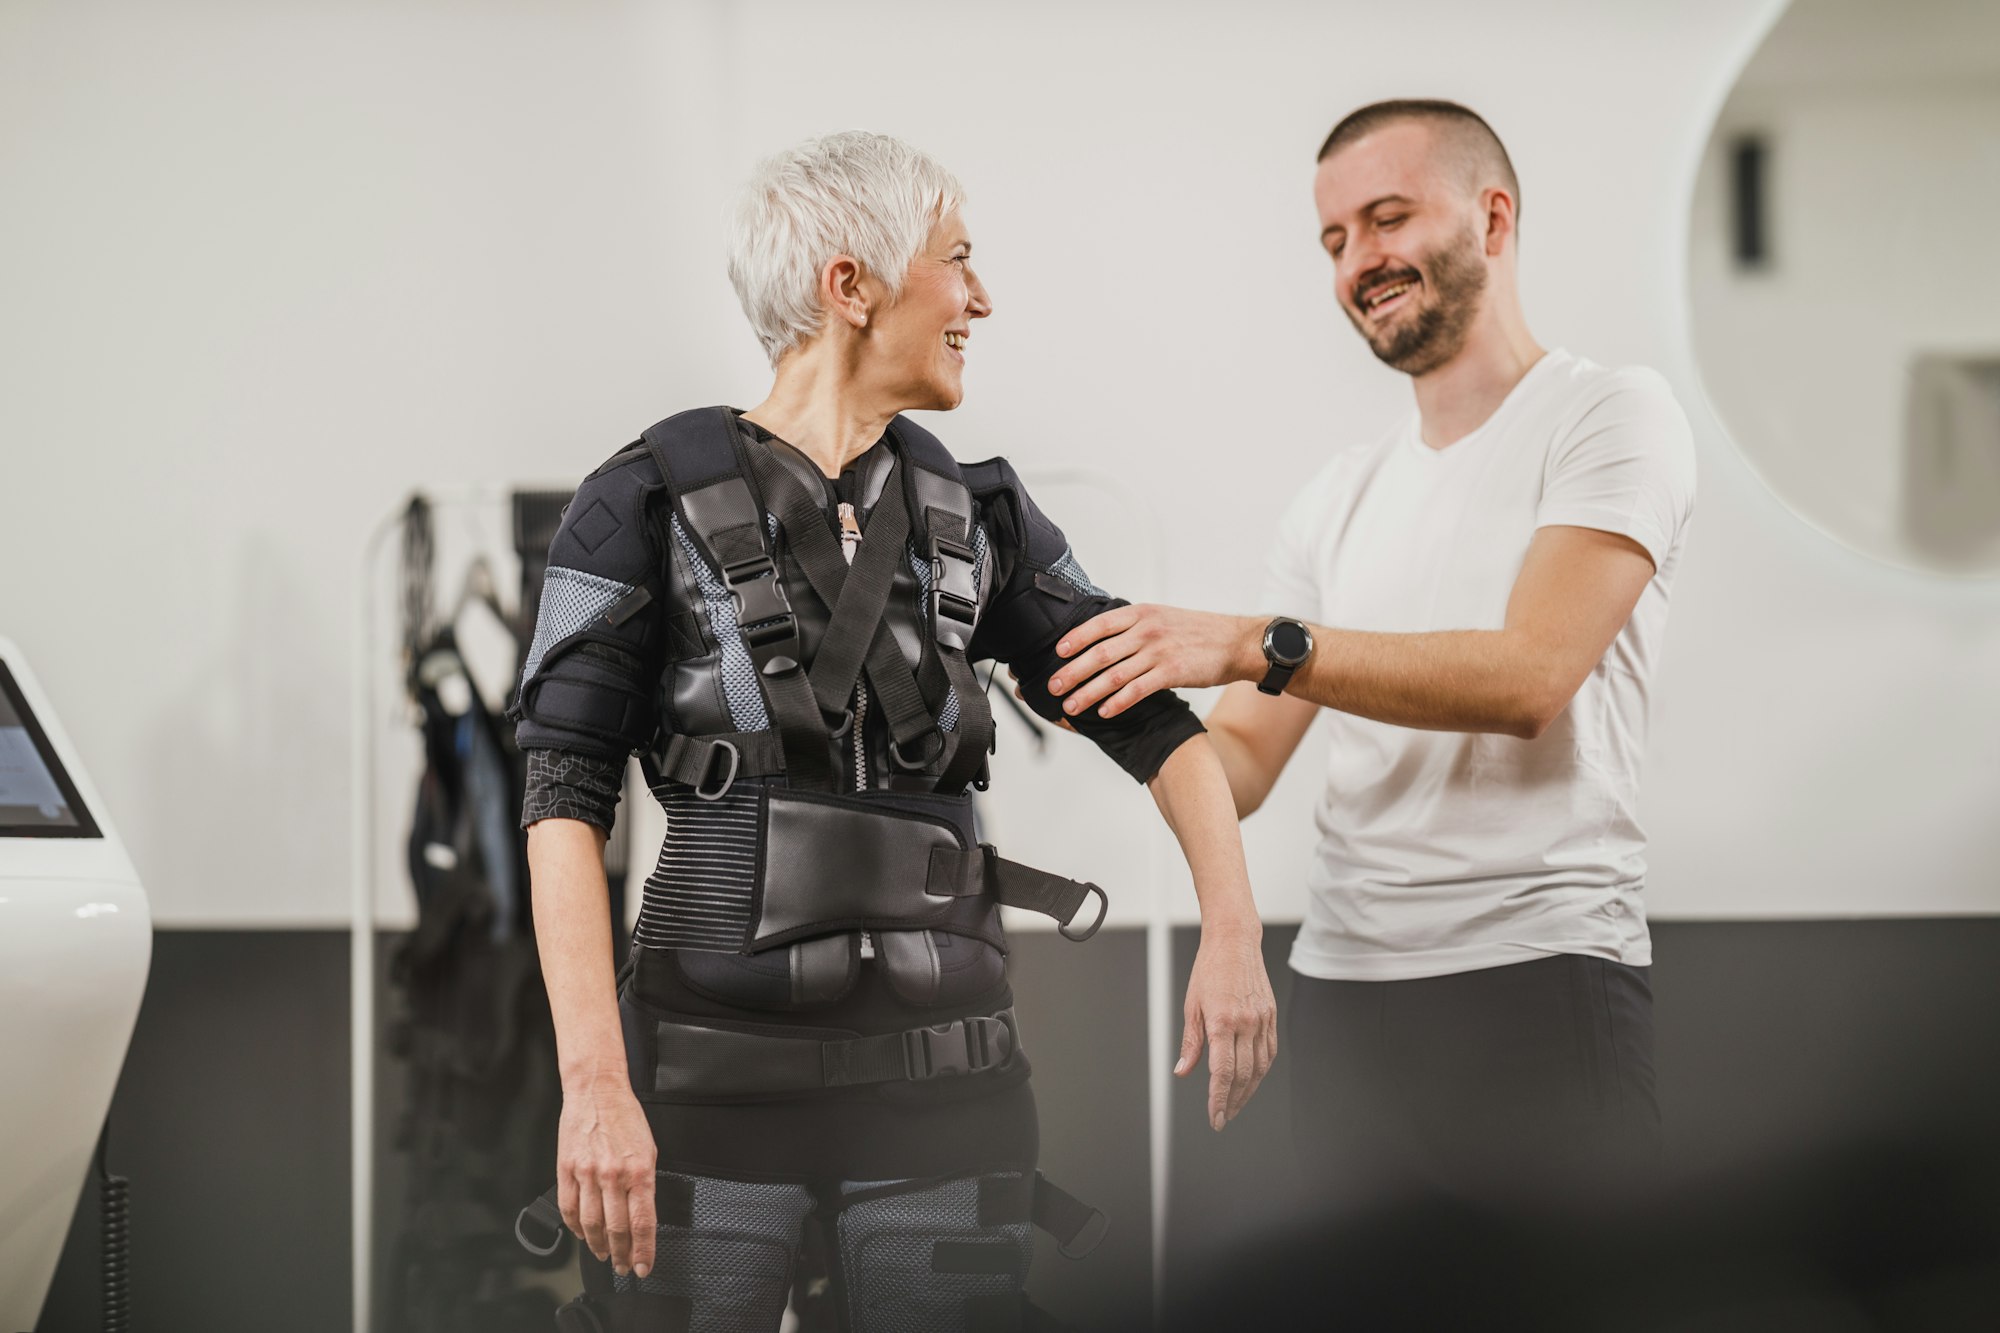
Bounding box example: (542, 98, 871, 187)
(36, 920, 2000, 1332)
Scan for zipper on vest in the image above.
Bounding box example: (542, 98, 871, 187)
(838, 500, 875, 960)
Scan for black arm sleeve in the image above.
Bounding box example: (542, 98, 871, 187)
(964, 458, 1204, 784)
(511, 445, 671, 779)
(521, 747, 626, 832)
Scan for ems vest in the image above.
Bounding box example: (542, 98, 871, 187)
(537, 408, 1106, 1007)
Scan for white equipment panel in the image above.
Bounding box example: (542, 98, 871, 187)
(0, 638, 151, 1332)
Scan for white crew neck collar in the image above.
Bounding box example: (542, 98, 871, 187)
(1403, 348, 1568, 461)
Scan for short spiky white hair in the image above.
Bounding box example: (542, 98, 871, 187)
(728, 130, 965, 367)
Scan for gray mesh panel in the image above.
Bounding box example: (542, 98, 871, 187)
(670, 514, 772, 733)
(837, 1172, 1033, 1333)
(521, 565, 634, 684)
(635, 787, 761, 951)
(611, 1172, 812, 1333)
(1047, 547, 1106, 598)
(907, 527, 989, 733)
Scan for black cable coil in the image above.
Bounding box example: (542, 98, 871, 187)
(98, 1129, 131, 1333)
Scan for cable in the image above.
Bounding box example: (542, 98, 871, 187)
(96, 1120, 131, 1333)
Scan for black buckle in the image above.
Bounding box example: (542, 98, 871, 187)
(723, 555, 795, 645)
(929, 536, 980, 647)
(902, 1014, 1013, 1079)
(692, 739, 739, 800)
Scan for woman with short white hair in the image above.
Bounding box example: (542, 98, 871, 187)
(513, 130, 1274, 1331)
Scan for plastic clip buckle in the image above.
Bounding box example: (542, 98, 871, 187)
(724, 555, 795, 648)
(903, 1015, 1011, 1079)
(929, 536, 980, 648)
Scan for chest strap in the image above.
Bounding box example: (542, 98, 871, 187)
(644, 408, 836, 791)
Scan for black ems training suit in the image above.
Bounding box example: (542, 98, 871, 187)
(510, 408, 1202, 1333)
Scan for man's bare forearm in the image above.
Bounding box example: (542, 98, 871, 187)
(527, 817, 628, 1091)
(1255, 625, 1556, 738)
(1146, 736, 1262, 936)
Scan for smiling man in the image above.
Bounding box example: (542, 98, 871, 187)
(1047, 100, 1696, 1213)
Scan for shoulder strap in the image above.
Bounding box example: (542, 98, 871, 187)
(885, 416, 994, 793)
(639, 408, 836, 792)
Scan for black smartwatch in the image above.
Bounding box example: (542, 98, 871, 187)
(1258, 617, 1314, 696)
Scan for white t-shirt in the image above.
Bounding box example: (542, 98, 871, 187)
(1263, 349, 1696, 982)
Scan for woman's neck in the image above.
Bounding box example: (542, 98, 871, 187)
(741, 351, 895, 478)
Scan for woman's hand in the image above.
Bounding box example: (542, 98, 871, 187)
(557, 1072, 659, 1278)
(1175, 926, 1279, 1131)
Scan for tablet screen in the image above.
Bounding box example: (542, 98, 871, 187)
(0, 660, 101, 838)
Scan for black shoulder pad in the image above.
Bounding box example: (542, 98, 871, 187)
(963, 456, 1067, 564)
(545, 444, 665, 586)
(640, 406, 743, 492)
(887, 414, 961, 480)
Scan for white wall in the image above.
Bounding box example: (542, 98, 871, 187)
(1690, 0, 2000, 572)
(5, 0, 1996, 928)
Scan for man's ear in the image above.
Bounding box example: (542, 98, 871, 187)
(1482, 187, 1518, 257)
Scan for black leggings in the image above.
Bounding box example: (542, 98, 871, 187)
(1288, 952, 1661, 1215)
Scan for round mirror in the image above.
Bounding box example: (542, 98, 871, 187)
(1690, 0, 2000, 575)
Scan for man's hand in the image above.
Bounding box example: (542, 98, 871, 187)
(1048, 606, 1262, 720)
(1176, 925, 1278, 1131)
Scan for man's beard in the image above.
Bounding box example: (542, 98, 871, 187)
(1349, 227, 1487, 376)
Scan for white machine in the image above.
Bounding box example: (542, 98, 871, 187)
(0, 638, 151, 1332)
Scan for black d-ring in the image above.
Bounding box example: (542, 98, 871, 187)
(888, 730, 946, 771)
(1059, 882, 1109, 943)
(824, 707, 855, 740)
(694, 740, 740, 800)
(514, 1197, 566, 1259)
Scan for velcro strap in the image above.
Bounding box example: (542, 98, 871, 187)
(926, 846, 1108, 941)
(932, 1240, 1027, 1276)
(1032, 1173, 1109, 1259)
(523, 676, 652, 744)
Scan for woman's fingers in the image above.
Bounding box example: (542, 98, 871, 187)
(576, 1170, 608, 1262)
(603, 1174, 634, 1275)
(628, 1168, 657, 1279)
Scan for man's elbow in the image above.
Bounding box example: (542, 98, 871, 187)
(1502, 672, 1576, 740)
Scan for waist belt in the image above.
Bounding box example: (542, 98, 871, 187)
(644, 783, 1107, 953)
(637, 1007, 1020, 1098)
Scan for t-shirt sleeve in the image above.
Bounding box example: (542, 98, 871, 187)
(1535, 368, 1696, 570)
(1260, 461, 1335, 617)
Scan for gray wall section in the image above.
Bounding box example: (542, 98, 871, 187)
(38, 921, 2000, 1332)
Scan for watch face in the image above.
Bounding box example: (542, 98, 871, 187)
(1268, 620, 1310, 664)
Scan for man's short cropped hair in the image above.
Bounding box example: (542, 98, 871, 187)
(728, 130, 964, 367)
(1317, 99, 1521, 222)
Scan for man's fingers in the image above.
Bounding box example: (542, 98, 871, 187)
(1098, 669, 1170, 720)
(1048, 633, 1137, 700)
(1175, 1011, 1203, 1077)
(1056, 606, 1138, 659)
(1061, 648, 1149, 715)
